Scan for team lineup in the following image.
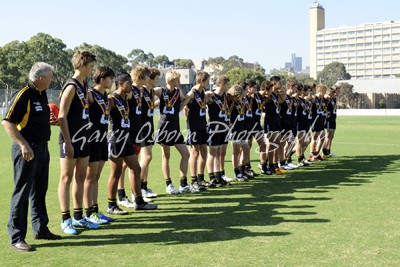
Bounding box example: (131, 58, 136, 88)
(3, 50, 338, 252)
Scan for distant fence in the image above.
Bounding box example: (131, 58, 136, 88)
(2, 88, 400, 117)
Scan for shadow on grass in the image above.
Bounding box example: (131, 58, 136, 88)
(34, 154, 398, 248)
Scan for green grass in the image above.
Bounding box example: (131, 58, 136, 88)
(0, 116, 399, 266)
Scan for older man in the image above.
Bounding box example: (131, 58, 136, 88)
(2, 62, 61, 252)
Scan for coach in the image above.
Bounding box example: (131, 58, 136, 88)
(2, 62, 61, 252)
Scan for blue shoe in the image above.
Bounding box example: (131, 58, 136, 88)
(72, 217, 100, 229)
(61, 219, 78, 235)
(88, 213, 109, 225)
(97, 212, 113, 222)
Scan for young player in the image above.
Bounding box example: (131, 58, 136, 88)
(206, 75, 231, 187)
(309, 84, 327, 161)
(107, 73, 157, 215)
(322, 86, 338, 157)
(84, 65, 115, 224)
(58, 50, 99, 235)
(154, 70, 190, 194)
(185, 71, 210, 192)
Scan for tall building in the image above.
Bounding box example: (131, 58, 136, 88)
(285, 53, 303, 72)
(309, 2, 400, 79)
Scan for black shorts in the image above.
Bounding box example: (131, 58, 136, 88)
(155, 129, 185, 146)
(89, 140, 108, 162)
(280, 121, 292, 133)
(264, 120, 281, 133)
(60, 141, 90, 158)
(207, 125, 228, 147)
(312, 117, 325, 132)
(108, 137, 137, 159)
(187, 129, 208, 145)
(325, 118, 336, 130)
(229, 130, 248, 142)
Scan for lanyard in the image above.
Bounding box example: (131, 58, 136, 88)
(193, 89, 206, 109)
(91, 89, 109, 115)
(212, 94, 226, 111)
(254, 93, 263, 111)
(162, 88, 180, 108)
(142, 88, 154, 109)
(111, 94, 129, 119)
(132, 86, 142, 107)
(244, 96, 252, 111)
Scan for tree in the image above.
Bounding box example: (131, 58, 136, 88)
(222, 55, 244, 73)
(26, 33, 73, 87)
(128, 49, 148, 66)
(225, 68, 266, 87)
(317, 61, 351, 88)
(0, 33, 72, 89)
(336, 82, 357, 108)
(77, 43, 129, 74)
(154, 55, 172, 68)
(172, 58, 194, 68)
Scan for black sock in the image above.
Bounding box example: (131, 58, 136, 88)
(85, 207, 93, 217)
(322, 148, 329, 156)
(221, 170, 225, 176)
(117, 189, 126, 201)
(92, 204, 99, 213)
(234, 167, 240, 176)
(61, 210, 71, 221)
(108, 198, 117, 209)
(191, 176, 197, 184)
(141, 180, 148, 190)
(280, 161, 286, 166)
(197, 174, 205, 182)
(298, 155, 304, 162)
(215, 172, 222, 181)
(165, 178, 172, 186)
(73, 208, 83, 220)
(209, 173, 215, 180)
(135, 196, 145, 205)
(245, 162, 252, 171)
(180, 176, 188, 187)
(239, 165, 245, 175)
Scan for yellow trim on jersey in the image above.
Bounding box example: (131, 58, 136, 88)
(17, 100, 30, 131)
(5, 86, 30, 119)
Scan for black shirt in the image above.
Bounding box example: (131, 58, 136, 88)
(128, 86, 142, 135)
(89, 88, 109, 134)
(4, 82, 50, 143)
(187, 89, 207, 130)
(158, 87, 181, 132)
(59, 78, 90, 144)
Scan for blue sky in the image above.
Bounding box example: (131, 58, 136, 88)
(1, 0, 399, 71)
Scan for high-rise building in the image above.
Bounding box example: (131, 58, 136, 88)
(309, 2, 400, 79)
(285, 53, 303, 72)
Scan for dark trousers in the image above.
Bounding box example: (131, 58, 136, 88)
(8, 141, 50, 244)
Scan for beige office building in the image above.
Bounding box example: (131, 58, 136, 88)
(309, 2, 400, 79)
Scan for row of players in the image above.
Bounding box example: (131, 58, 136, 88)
(54, 51, 337, 234)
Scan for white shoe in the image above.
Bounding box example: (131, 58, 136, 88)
(189, 182, 201, 193)
(179, 185, 191, 194)
(118, 196, 136, 208)
(166, 184, 179, 194)
(133, 193, 152, 203)
(221, 174, 235, 183)
(142, 188, 158, 198)
(235, 174, 246, 182)
(303, 159, 312, 165)
(287, 162, 298, 169)
(281, 164, 294, 170)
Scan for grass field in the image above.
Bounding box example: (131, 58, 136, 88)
(0, 116, 399, 266)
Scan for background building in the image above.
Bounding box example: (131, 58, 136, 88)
(309, 2, 400, 79)
(285, 53, 303, 73)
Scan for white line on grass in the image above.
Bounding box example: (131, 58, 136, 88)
(335, 141, 400, 147)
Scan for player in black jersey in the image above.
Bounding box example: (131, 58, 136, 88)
(309, 84, 327, 161)
(138, 68, 161, 199)
(262, 76, 287, 175)
(242, 80, 265, 177)
(84, 66, 115, 225)
(154, 70, 190, 194)
(58, 50, 98, 235)
(322, 86, 338, 158)
(279, 79, 298, 170)
(295, 83, 312, 166)
(107, 73, 157, 215)
(227, 84, 251, 181)
(117, 66, 152, 208)
(206, 75, 231, 187)
(184, 71, 210, 192)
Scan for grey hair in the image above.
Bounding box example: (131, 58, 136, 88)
(29, 62, 54, 81)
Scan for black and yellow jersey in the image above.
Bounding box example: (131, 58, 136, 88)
(3, 82, 50, 143)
